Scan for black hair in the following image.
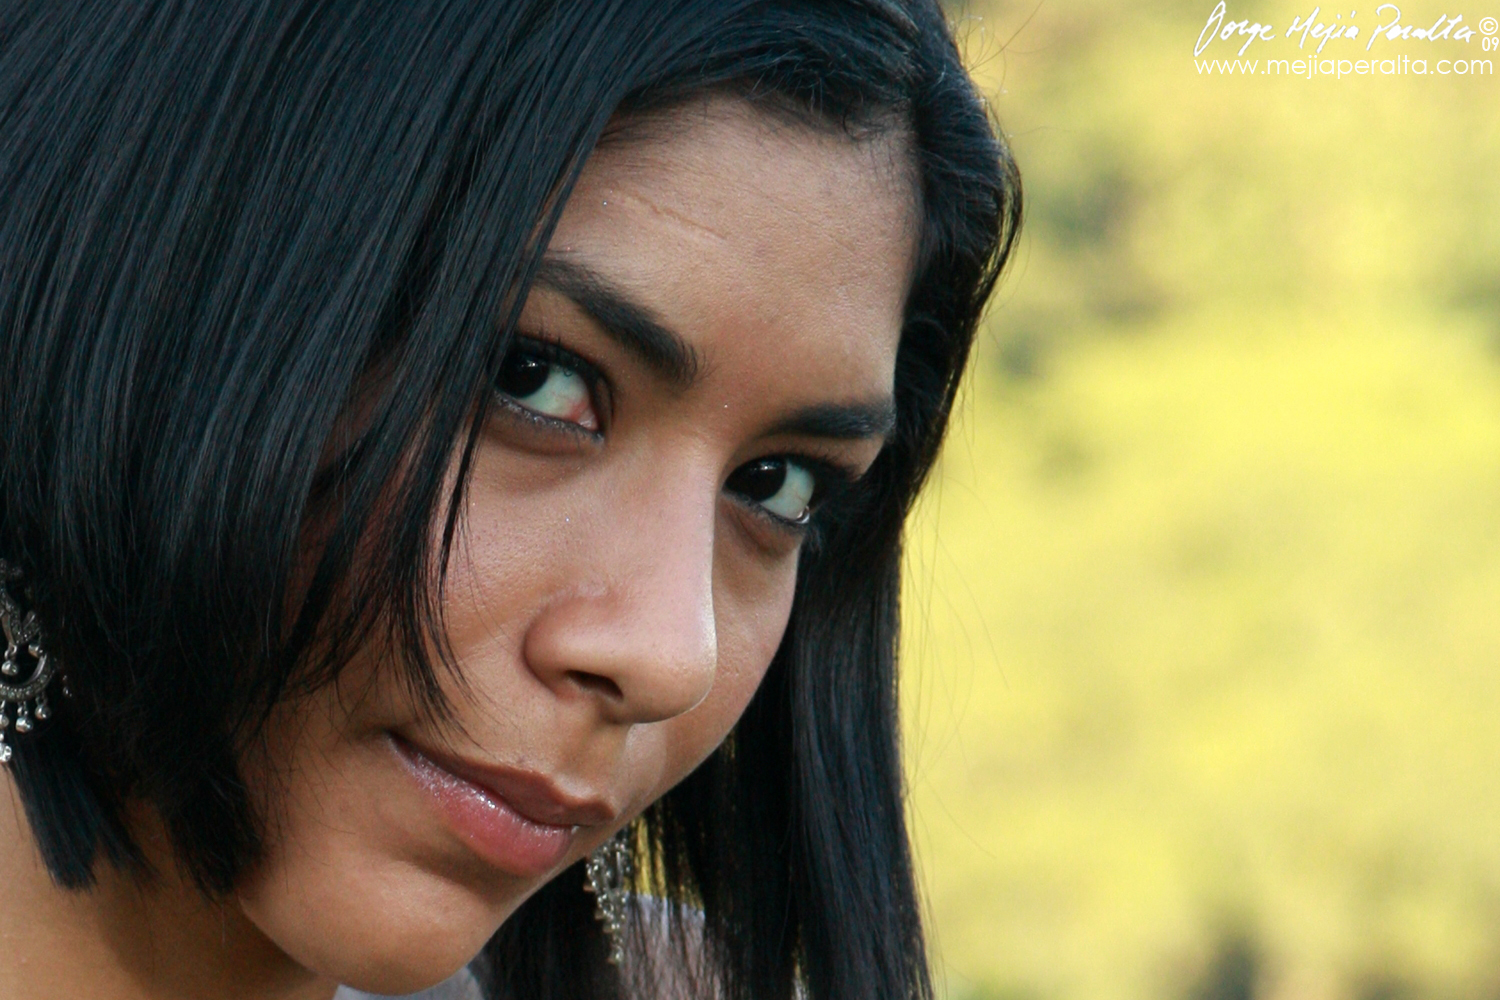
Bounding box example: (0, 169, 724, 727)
(0, 2, 1020, 999)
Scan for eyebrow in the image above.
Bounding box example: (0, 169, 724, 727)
(533, 254, 896, 444)
(534, 256, 700, 390)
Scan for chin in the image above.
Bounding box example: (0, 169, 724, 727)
(239, 838, 528, 995)
(318, 918, 488, 995)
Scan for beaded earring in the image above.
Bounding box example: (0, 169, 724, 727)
(584, 826, 635, 965)
(0, 560, 62, 763)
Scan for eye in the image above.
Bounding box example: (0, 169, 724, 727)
(495, 342, 599, 431)
(724, 457, 819, 525)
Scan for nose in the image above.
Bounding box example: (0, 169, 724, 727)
(521, 465, 718, 726)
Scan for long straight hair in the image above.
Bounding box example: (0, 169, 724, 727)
(0, 2, 1020, 998)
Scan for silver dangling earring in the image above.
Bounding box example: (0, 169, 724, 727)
(584, 826, 634, 965)
(0, 559, 62, 764)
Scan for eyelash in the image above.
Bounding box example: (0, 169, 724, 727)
(492, 334, 863, 539)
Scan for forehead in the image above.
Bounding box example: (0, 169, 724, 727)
(546, 97, 918, 398)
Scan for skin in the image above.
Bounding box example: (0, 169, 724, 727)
(0, 95, 916, 1000)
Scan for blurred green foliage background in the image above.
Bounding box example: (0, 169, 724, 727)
(903, 3, 1500, 998)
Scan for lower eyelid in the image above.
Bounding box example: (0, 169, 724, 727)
(724, 491, 813, 539)
(492, 393, 602, 442)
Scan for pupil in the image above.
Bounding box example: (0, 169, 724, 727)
(497, 352, 549, 398)
(727, 459, 787, 502)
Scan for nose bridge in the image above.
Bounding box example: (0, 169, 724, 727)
(526, 447, 719, 725)
(614, 455, 718, 673)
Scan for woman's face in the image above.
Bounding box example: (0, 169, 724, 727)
(236, 98, 917, 994)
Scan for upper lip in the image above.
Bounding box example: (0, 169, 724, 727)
(394, 734, 617, 829)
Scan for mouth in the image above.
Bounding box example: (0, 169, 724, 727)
(390, 733, 611, 877)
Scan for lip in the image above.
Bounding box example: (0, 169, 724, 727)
(391, 735, 613, 877)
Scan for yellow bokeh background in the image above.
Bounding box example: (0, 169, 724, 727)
(905, 3, 1500, 999)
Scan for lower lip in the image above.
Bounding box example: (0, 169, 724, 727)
(391, 737, 575, 877)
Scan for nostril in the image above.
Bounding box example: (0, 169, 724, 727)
(565, 670, 623, 701)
